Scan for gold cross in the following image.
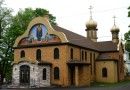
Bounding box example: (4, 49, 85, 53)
(88, 5, 93, 19)
(113, 15, 116, 25)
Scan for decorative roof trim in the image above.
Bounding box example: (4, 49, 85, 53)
(13, 16, 68, 47)
(12, 58, 38, 65)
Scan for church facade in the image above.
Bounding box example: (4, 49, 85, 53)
(12, 15, 124, 87)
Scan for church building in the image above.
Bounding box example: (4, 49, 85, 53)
(12, 10, 124, 87)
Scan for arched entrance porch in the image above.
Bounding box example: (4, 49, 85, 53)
(20, 65, 30, 84)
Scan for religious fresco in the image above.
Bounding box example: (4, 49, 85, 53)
(19, 24, 61, 45)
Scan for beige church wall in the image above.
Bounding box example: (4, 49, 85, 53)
(14, 50, 20, 61)
(14, 45, 90, 86)
(67, 46, 99, 85)
(14, 45, 69, 86)
(91, 52, 99, 82)
(14, 44, 94, 86)
(14, 44, 100, 86)
(96, 61, 118, 83)
(66, 46, 92, 86)
(67, 46, 91, 61)
(84, 51, 99, 82)
(67, 45, 99, 63)
(67, 46, 81, 61)
(79, 65, 91, 86)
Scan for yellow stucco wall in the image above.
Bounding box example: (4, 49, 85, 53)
(14, 45, 69, 86)
(96, 60, 118, 83)
(14, 44, 95, 86)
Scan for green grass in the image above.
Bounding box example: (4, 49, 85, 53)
(91, 80, 130, 87)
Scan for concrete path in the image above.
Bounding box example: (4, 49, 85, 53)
(0, 82, 130, 90)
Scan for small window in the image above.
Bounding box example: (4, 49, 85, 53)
(36, 49, 41, 61)
(94, 53, 96, 75)
(93, 53, 95, 60)
(82, 51, 84, 60)
(21, 50, 25, 58)
(70, 48, 73, 59)
(54, 48, 59, 59)
(43, 68, 46, 80)
(102, 68, 107, 77)
(54, 67, 59, 80)
(85, 51, 87, 60)
(90, 53, 92, 74)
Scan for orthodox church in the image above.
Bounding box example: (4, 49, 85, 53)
(12, 9, 124, 87)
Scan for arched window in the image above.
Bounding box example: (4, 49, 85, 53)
(36, 49, 41, 61)
(82, 51, 84, 60)
(54, 67, 59, 80)
(102, 68, 107, 77)
(85, 51, 87, 60)
(70, 48, 73, 59)
(54, 48, 59, 59)
(90, 53, 92, 74)
(94, 53, 96, 75)
(43, 68, 46, 80)
(21, 50, 25, 58)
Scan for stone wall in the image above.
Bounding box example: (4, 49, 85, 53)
(12, 62, 51, 87)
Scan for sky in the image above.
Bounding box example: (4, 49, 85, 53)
(3, 0, 130, 41)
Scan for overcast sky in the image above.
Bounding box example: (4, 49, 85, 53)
(4, 0, 130, 41)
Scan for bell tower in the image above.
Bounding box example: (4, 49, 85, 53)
(111, 16, 120, 43)
(85, 6, 98, 42)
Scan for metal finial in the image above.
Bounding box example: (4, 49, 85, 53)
(88, 5, 93, 19)
(113, 15, 116, 25)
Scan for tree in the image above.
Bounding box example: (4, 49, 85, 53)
(3, 7, 57, 85)
(124, 6, 130, 52)
(0, 0, 13, 86)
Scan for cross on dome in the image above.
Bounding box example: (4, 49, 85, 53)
(113, 15, 116, 25)
(88, 5, 93, 19)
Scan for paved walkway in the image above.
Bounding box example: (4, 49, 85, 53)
(1, 82, 130, 90)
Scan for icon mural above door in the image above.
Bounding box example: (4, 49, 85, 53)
(19, 24, 61, 45)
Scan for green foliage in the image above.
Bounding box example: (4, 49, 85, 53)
(0, 0, 13, 85)
(91, 80, 130, 87)
(128, 6, 130, 18)
(125, 40, 130, 52)
(5, 65, 12, 82)
(124, 7, 130, 52)
(0, 0, 13, 39)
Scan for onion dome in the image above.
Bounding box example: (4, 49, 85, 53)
(111, 25, 120, 32)
(111, 15, 120, 32)
(86, 18, 97, 29)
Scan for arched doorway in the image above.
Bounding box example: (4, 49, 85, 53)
(20, 65, 30, 84)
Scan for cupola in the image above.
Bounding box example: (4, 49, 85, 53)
(86, 18, 97, 30)
(85, 6, 98, 42)
(111, 16, 120, 43)
(111, 25, 120, 32)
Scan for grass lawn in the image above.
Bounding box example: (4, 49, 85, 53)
(91, 80, 130, 87)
